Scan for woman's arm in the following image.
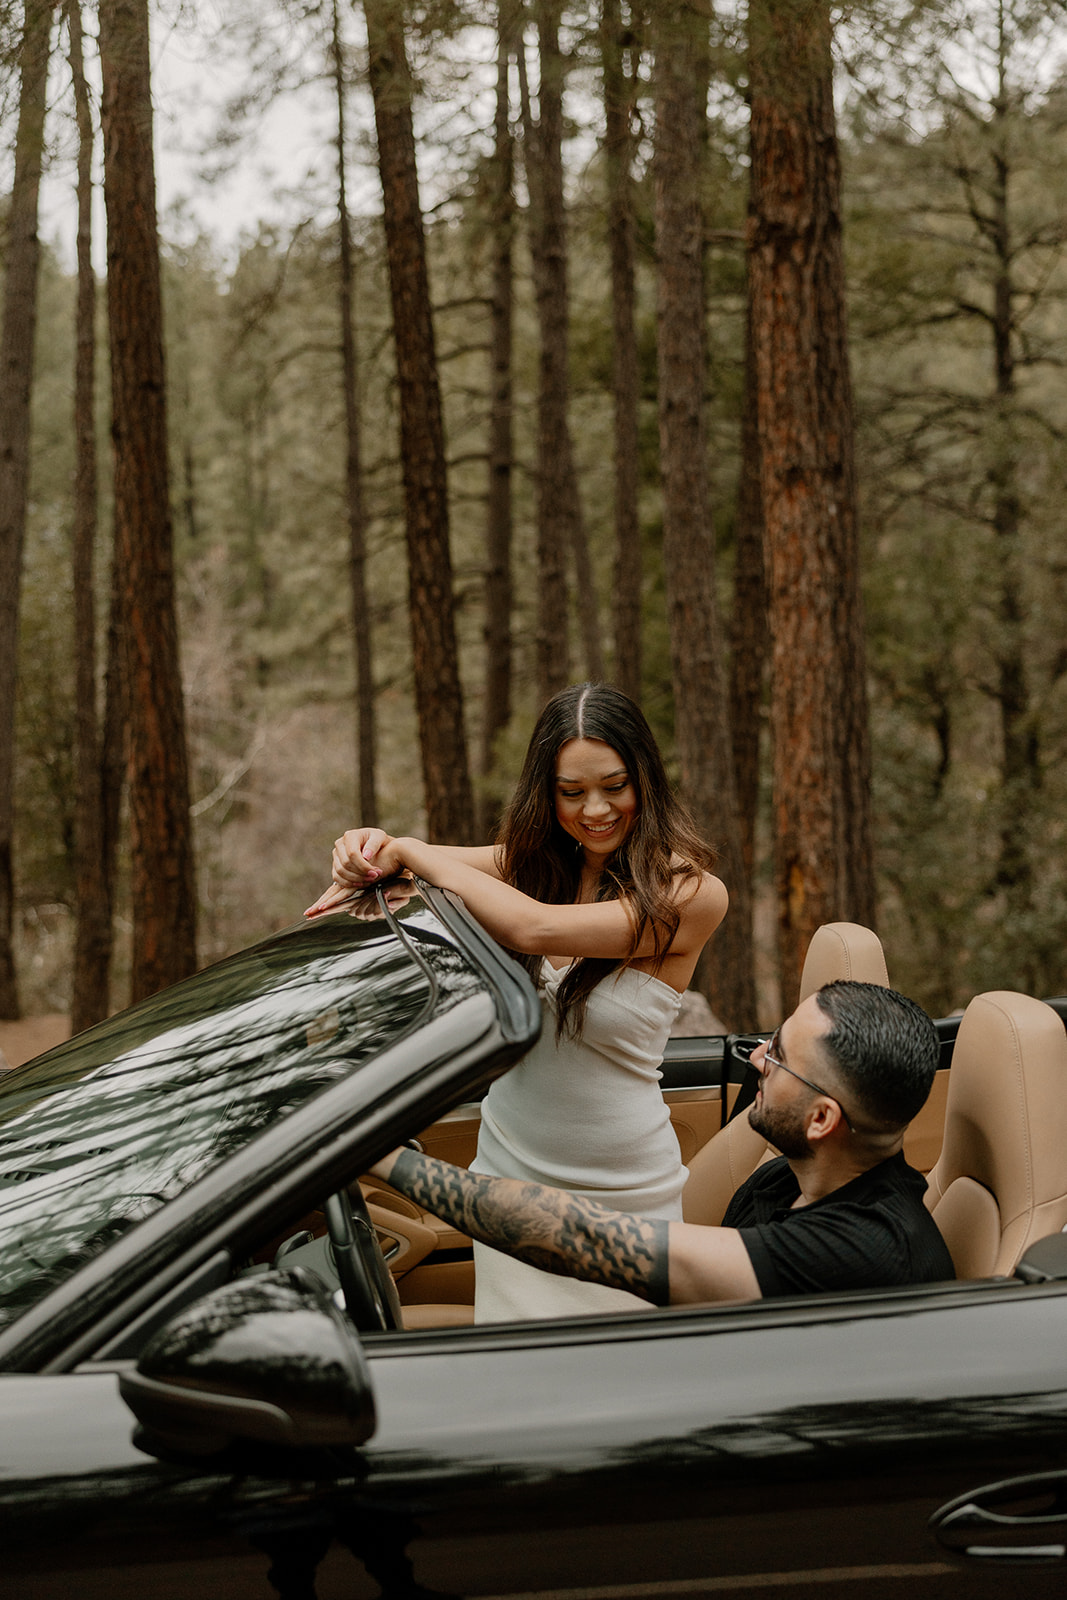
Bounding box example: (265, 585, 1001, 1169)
(350, 834, 727, 965)
(336, 827, 503, 883)
(304, 828, 502, 918)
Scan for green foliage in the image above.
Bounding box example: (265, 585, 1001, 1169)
(847, 2, 1067, 1008)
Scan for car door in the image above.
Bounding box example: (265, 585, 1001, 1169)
(7, 1275, 1067, 1599)
(349, 1279, 1067, 1600)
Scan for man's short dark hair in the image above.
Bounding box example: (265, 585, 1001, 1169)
(814, 981, 939, 1129)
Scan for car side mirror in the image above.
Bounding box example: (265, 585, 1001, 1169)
(1015, 1232, 1067, 1283)
(120, 1266, 376, 1458)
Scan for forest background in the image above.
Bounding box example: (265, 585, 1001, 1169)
(2, 0, 1067, 1040)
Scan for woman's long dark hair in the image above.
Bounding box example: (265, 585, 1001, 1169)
(497, 683, 716, 1038)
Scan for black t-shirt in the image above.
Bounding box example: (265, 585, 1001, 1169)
(722, 1151, 956, 1298)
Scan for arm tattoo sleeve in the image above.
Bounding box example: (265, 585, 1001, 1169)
(386, 1149, 671, 1306)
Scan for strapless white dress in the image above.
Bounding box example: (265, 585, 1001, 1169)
(470, 960, 685, 1321)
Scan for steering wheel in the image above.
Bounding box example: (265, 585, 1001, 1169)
(324, 1186, 403, 1332)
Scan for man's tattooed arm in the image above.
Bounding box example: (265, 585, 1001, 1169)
(373, 1148, 671, 1306)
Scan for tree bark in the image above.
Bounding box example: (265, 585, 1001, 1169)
(99, 0, 198, 1002)
(748, 0, 875, 1007)
(653, 2, 756, 1029)
(479, 4, 517, 836)
(982, 58, 1037, 932)
(66, 0, 115, 1031)
(603, 0, 642, 704)
(332, 0, 378, 826)
(364, 0, 474, 841)
(0, 0, 54, 1020)
(519, 2, 603, 697)
(729, 292, 768, 886)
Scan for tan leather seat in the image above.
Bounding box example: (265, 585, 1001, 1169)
(925, 991, 1067, 1279)
(682, 922, 889, 1225)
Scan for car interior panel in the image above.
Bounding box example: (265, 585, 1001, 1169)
(659, 1086, 723, 1165)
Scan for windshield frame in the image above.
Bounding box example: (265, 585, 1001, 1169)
(0, 885, 539, 1373)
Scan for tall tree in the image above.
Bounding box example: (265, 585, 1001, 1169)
(748, 0, 875, 1005)
(0, 0, 54, 1020)
(363, 0, 474, 841)
(66, 0, 118, 1031)
(331, 0, 378, 825)
(729, 294, 768, 887)
(518, 1, 603, 699)
(479, 1, 517, 835)
(98, 0, 198, 1001)
(602, 0, 642, 703)
(652, 1, 756, 1028)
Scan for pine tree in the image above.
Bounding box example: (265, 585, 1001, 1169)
(99, 0, 198, 1000)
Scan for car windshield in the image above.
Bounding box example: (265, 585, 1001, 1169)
(0, 903, 475, 1329)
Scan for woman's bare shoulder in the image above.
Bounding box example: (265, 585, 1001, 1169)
(671, 866, 729, 930)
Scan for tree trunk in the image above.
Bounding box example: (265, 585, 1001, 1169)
(332, 0, 378, 826)
(480, 4, 517, 836)
(729, 293, 768, 886)
(747, 0, 875, 1007)
(983, 71, 1037, 936)
(364, 0, 474, 841)
(99, 0, 198, 1002)
(603, 0, 642, 704)
(66, 0, 115, 1032)
(0, 0, 54, 1020)
(519, 2, 602, 697)
(653, 2, 756, 1030)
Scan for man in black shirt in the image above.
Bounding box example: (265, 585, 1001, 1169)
(371, 980, 955, 1307)
(722, 1146, 952, 1298)
(717, 981, 954, 1297)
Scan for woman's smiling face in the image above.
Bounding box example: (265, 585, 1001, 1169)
(554, 739, 639, 861)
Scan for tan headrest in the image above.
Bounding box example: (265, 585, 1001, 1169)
(926, 991, 1067, 1277)
(798, 923, 889, 1002)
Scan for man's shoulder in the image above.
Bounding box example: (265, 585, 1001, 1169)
(836, 1150, 929, 1205)
(732, 1151, 954, 1295)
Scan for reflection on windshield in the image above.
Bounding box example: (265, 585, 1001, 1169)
(0, 913, 458, 1328)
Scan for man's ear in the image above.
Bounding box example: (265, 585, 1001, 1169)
(805, 1098, 844, 1144)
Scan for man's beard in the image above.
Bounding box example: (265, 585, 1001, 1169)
(748, 1093, 812, 1161)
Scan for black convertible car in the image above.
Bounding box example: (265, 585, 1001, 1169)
(1, 883, 1066, 1599)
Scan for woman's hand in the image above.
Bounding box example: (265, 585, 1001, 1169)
(304, 827, 409, 919)
(332, 826, 396, 887)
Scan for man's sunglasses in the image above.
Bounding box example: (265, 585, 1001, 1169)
(734, 1027, 860, 1136)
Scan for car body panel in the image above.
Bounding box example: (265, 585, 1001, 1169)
(6, 1282, 1067, 1596)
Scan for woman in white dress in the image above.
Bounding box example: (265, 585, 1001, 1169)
(307, 683, 728, 1321)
